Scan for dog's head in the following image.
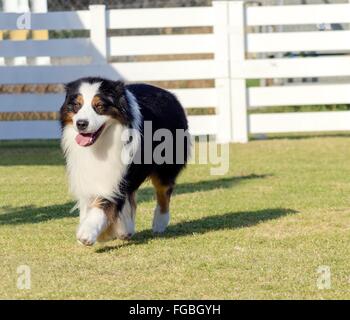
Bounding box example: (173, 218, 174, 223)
(60, 77, 132, 147)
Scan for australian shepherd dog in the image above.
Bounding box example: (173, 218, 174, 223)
(60, 77, 189, 246)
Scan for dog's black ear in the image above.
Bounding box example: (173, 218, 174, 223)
(63, 82, 70, 92)
(114, 81, 125, 96)
(61, 81, 75, 109)
(114, 82, 133, 124)
(97, 79, 131, 124)
(64, 80, 80, 95)
(59, 81, 79, 127)
(99, 80, 125, 105)
(99, 79, 125, 97)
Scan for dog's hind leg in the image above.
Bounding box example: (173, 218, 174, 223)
(151, 175, 174, 233)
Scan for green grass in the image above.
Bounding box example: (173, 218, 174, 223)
(1, 136, 350, 299)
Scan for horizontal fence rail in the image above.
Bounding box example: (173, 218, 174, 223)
(231, 56, 350, 79)
(0, 23, 217, 65)
(250, 112, 350, 134)
(249, 84, 350, 108)
(247, 31, 350, 53)
(246, 3, 350, 26)
(0, 88, 218, 113)
(1, 1, 350, 142)
(0, 121, 61, 140)
(0, 94, 64, 112)
(107, 7, 214, 29)
(0, 11, 91, 30)
(0, 39, 93, 57)
(0, 60, 221, 83)
(109, 34, 215, 56)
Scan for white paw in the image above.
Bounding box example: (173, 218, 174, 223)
(97, 221, 134, 242)
(116, 214, 135, 240)
(114, 200, 135, 240)
(76, 223, 99, 246)
(76, 207, 108, 246)
(97, 223, 118, 243)
(152, 205, 170, 233)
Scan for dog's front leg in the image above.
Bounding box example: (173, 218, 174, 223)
(78, 199, 90, 223)
(97, 193, 137, 242)
(76, 198, 109, 246)
(115, 193, 136, 240)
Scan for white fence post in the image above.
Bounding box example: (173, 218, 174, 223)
(213, 1, 232, 144)
(89, 5, 108, 65)
(31, 0, 50, 66)
(229, 1, 248, 143)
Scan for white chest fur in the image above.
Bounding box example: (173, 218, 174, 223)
(62, 123, 127, 201)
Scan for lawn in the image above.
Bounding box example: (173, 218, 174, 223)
(1, 136, 350, 299)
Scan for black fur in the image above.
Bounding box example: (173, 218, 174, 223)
(116, 82, 190, 211)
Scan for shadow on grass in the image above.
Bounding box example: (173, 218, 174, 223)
(0, 203, 76, 225)
(96, 208, 298, 253)
(0, 174, 270, 226)
(137, 173, 271, 203)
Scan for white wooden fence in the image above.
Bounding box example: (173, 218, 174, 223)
(0, 1, 350, 142)
(233, 2, 350, 142)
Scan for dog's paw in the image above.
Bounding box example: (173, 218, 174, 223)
(97, 221, 134, 242)
(117, 232, 134, 241)
(115, 204, 135, 240)
(76, 207, 108, 246)
(115, 222, 135, 241)
(76, 223, 99, 246)
(152, 205, 170, 233)
(97, 224, 118, 243)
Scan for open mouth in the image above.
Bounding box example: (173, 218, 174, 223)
(75, 125, 105, 147)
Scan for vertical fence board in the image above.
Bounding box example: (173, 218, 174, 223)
(90, 5, 107, 64)
(213, 1, 232, 144)
(229, 1, 248, 143)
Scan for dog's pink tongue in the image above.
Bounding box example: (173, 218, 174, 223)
(75, 134, 92, 147)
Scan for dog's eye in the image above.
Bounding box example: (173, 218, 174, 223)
(94, 104, 105, 114)
(66, 104, 74, 112)
(67, 104, 81, 113)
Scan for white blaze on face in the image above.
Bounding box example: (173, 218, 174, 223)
(73, 81, 109, 134)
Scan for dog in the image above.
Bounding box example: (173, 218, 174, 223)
(60, 77, 189, 246)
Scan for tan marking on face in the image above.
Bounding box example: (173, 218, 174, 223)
(91, 96, 102, 107)
(91, 95, 105, 115)
(68, 94, 84, 114)
(92, 95, 128, 124)
(76, 94, 84, 106)
(151, 175, 173, 214)
(63, 111, 74, 125)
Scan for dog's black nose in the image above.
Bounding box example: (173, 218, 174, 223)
(77, 120, 89, 131)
